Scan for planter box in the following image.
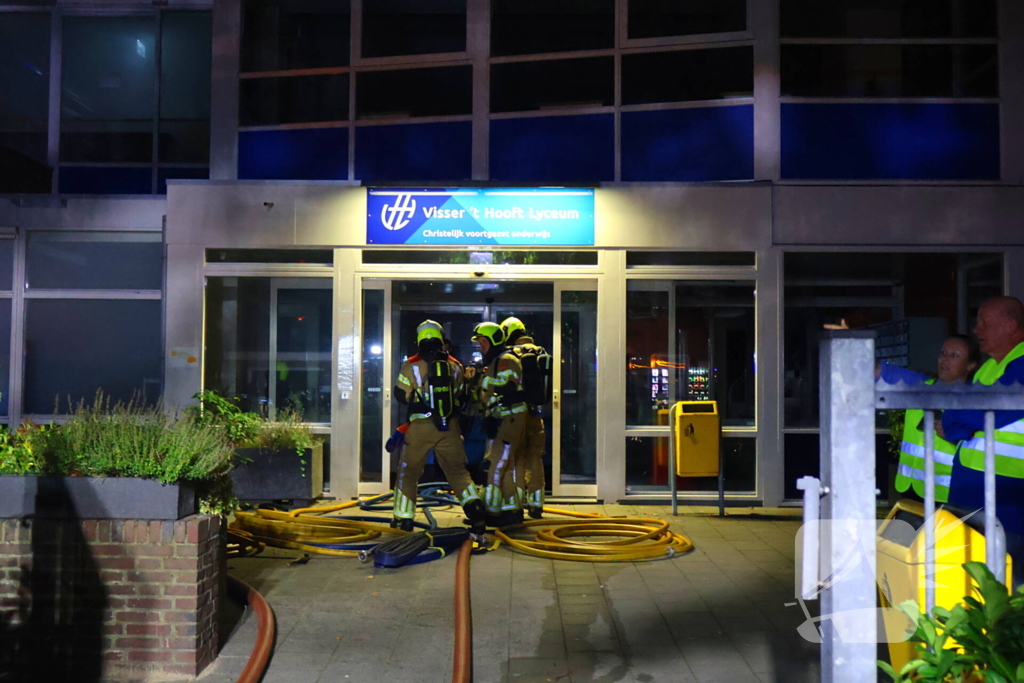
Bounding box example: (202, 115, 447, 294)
(0, 475, 196, 520)
(232, 443, 323, 504)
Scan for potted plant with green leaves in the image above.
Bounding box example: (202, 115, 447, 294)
(189, 391, 324, 506)
(879, 561, 1024, 683)
(0, 394, 234, 520)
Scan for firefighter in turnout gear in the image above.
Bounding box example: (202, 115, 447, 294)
(501, 316, 551, 519)
(471, 321, 528, 527)
(392, 320, 487, 534)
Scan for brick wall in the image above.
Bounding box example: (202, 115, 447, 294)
(0, 514, 222, 682)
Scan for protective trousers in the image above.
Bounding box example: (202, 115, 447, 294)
(392, 419, 481, 519)
(483, 413, 527, 515)
(518, 412, 546, 512)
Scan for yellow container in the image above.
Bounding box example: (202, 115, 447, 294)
(673, 401, 720, 477)
(876, 499, 1013, 671)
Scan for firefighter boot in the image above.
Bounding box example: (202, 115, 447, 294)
(463, 498, 488, 536)
(390, 517, 414, 532)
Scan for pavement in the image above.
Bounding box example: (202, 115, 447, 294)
(196, 505, 819, 683)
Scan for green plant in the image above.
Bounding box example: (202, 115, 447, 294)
(0, 423, 50, 475)
(186, 390, 263, 447)
(879, 562, 1024, 683)
(888, 409, 907, 460)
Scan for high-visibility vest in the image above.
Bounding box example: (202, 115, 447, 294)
(958, 342, 1024, 477)
(896, 380, 957, 503)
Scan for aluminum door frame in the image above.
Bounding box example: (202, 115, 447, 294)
(268, 278, 332, 424)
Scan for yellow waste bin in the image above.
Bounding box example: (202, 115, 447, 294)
(877, 499, 1013, 671)
(674, 401, 720, 477)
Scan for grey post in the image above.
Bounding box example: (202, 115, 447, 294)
(819, 330, 877, 683)
(669, 402, 679, 516)
(985, 410, 1002, 583)
(923, 411, 936, 614)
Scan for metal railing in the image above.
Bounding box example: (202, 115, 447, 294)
(799, 331, 1024, 683)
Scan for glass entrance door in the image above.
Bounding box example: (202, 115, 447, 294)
(358, 278, 597, 498)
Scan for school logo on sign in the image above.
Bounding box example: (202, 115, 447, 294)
(366, 188, 595, 246)
(381, 194, 417, 231)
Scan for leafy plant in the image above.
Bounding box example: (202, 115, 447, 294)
(879, 561, 1024, 683)
(888, 409, 907, 461)
(186, 390, 263, 447)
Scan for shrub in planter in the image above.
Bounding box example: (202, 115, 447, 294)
(188, 391, 324, 504)
(0, 394, 235, 519)
(879, 561, 1024, 683)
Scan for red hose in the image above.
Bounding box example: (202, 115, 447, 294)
(452, 538, 473, 683)
(226, 575, 276, 683)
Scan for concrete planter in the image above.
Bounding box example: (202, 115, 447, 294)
(231, 443, 323, 505)
(0, 475, 197, 520)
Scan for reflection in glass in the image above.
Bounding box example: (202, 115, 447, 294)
(159, 12, 212, 163)
(0, 240, 13, 290)
(240, 74, 349, 126)
(27, 232, 163, 290)
(61, 16, 157, 163)
(626, 289, 668, 426)
(241, 0, 351, 72)
(275, 288, 332, 422)
(0, 12, 51, 192)
(360, 289, 384, 483)
(625, 436, 755, 493)
(205, 278, 271, 415)
(24, 300, 162, 414)
(560, 291, 597, 485)
(0, 299, 9, 415)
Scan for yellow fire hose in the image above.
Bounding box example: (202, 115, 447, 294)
(230, 502, 693, 563)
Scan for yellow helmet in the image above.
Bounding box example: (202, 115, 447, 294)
(471, 321, 504, 346)
(416, 319, 444, 345)
(500, 316, 526, 339)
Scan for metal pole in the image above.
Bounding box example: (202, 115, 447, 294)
(819, 331, 877, 683)
(669, 402, 678, 516)
(923, 410, 936, 614)
(984, 410, 1003, 583)
(718, 434, 725, 517)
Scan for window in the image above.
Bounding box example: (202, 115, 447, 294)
(362, 0, 466, 58)
(625, 436, 755, 494)
(491, 0, 614, 57)
(240, 75, 349, 126)
(782, 45, 998, 98)
(0, 299, 9, 416)
(356, 66, 472, 119)
(0, 239, 13, 291)
(0, 12, 51, 193)
(241, 0, 350, 72)
(781, 0, 997, 39)
(27, 232, 163, 290)
(491, 57, 614, 113)
(628, 0, 745, 39)
(622, 47, 753, 105)
(361, 250, 598, 266)
(59, 12, 211, 193)
(628, 252, 755, 267)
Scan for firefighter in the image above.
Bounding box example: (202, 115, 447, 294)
(501, 316, 549, 519)
(392, 320, 487, 534)
(471, 321, 528, 527)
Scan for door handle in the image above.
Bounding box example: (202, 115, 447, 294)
(384, 388, 391, 403)
(552, 389, 559, 409)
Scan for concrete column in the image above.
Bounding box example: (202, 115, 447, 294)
(209, 0, 240, 180)
(757, 246, 784, 506)
(597, 250, 627, 503)
(752, 0, 781, 181)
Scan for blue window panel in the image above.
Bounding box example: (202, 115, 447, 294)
(59, 167, 152, 194)
(781, 103, 999, 180)
(158, 167, 209, 194)
(238, 128, 348, 180)
(621, 105, 753, 182)
(490, 114, 614, 182)
(355, 122, 471, 181)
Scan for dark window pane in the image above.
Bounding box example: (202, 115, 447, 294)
(627, 252, 755, 267)
(355, 121, 471, 181)
(491, 57, 613, 113)
(24, 299, 163, 414)
(207, 249, 333, 264)
(0, 12, 51, 192)
(490, 114, 614, 182)
(363, 0, 465, 58)
(240, 75, 348, 126)
(628, 0, 744, 39)
(492, 0, 614, 57)
(357, 66, 471, 118)
(157, 167, 209, 194)
(0, 299, 8, 415)
(27, 232, 163, 290)
(622, 47, 753, 105)
(782, 45, 998, 98)
(160, 12, 211, 163)
(61, 16, 157, 163)
(58, 166, 153, 194)
(238, 128, 348, 180)
(625, 436, 755, 494)
(241, 0, 350, 71)
(362, 250, 597, 265)
(781, 0, 997, 38)
(0, 239, 13, 290)
(360, 289, 383, 482)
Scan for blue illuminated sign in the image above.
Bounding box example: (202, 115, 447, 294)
(366, 188, 594, 246)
